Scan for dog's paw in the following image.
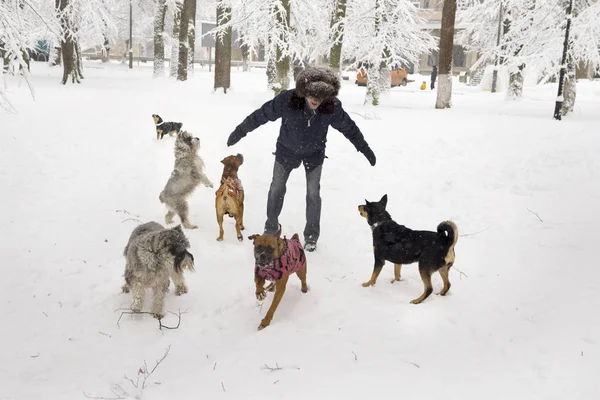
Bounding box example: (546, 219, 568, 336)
(130, 303, 142, 313)
(153, 312, 165, 319)
(258, 319, 271, 330)
(183, 223, 198, 229)
(361, 281, 374, 287)
(256, 291, 267, 301)
(121, 284, 130, 293)
(216, 236, 224, 241)
(410, 299, 423, 305)
(390, 278, 401, 284)
(237, 235, 243, 242)
(175, 284, 188, 296)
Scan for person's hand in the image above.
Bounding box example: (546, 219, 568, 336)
(361, 146, 376, 166)
(227, 130, 244, 147)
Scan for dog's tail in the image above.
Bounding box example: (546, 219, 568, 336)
(437, 221, 458, 248)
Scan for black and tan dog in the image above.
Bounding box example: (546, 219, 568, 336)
(248, 228, 308, 330)
(215, 154, 245, 242)
(152, 114, 183, 140)
(358, 194, 458, 304)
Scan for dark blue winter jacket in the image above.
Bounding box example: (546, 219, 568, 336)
(228, 89, 375, 171)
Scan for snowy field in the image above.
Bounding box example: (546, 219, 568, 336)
(1, 61, 600, 400)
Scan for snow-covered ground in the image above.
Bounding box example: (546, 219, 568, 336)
(2, 61, 599, 400)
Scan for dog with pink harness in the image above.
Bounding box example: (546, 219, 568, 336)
(248, 231, 309, 330)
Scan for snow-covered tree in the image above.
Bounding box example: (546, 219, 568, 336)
(344, 0, 436, 105)
(458, 0, 600, 110)
(211, 0, 330, 94)
(328, 0, 347, 74)
(153, 0, 168, 76)
(1, 0, 39, 112)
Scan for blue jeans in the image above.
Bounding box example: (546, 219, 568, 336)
(264, 160, 322, 243)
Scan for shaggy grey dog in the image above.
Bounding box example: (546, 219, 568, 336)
(159, 130, 213, 229)
(121, 222, 195, 319)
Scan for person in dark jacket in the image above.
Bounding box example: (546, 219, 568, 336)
(430, 65, 438, 90)
(226, 67, 376, 252)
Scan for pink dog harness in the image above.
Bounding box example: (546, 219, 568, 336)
(215, 177, 244, 204)
(255, 238, 306, 281)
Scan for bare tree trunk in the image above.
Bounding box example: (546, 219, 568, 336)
(506, 63, 524, 100)
(187, 0, 197, 73)
(55, 0, 81, 85)
(74, 40, 83, 79)
(49, 46, 62, 66)
(170, 1, 182, 77)
(177, 0, 191, 81)
(266, 48, 277, 92)
(435, 0, 457, 109)
(101, 37, 110, 63)
(153, 0, 168, 77)
(561, 54, 576, 115)
(214, 3, 232, 92)
(240, 40, 249, 72)
(553, 0, 573, 120)
(328, 0, 347, 74)
(273, 0, 290, 96)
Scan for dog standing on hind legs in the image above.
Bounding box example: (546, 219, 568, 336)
(248, 227, 308, 330)
(215, 154, 245, 241)
(358, 194, 458, 304)
(121, 222, 195, 319)
(159, 130, 213, 229)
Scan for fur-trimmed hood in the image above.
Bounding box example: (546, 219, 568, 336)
(294, 68, 340, 101)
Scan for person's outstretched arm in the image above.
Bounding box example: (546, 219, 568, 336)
(227, 90, 289, 146)
(330, 99, 376, 166)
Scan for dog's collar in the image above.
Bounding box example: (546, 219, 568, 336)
(156, 121, 164, 126)
(370, 220, 390, 231)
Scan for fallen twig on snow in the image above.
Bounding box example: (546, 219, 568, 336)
(403, 360, 420, 368)
(121, 218, 143, 224)
(527, 208, 543, 222)
(352, 351, 358, 361)
(83, 386, 126, 400)
(123, 345, 172, 390)
(221, 382, 226, 392)
(116, 309, 184, 330)
(460, 228, 489, 237)
(261, 363, 284, 372)
(454, 268, 468, 280)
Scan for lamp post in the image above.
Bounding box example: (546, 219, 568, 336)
(129, 0, 133, 69)
(491, 1, 503, 93)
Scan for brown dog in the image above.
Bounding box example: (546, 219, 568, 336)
(215, 154, 245, 241)
(248, 229, 308, 330)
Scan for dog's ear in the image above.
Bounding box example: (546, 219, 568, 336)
(221, 158, 226, 164)
(248, 234, 259, 242)
(236, 153, 244, 165)
(380, 194, 388, 208)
